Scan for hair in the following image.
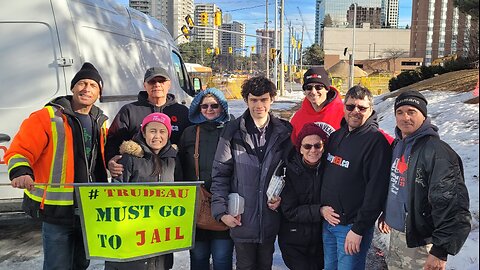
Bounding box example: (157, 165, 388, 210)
(241, 76, 277, 100)
(344, 85, 374, 107)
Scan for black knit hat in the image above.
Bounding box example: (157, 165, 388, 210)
(395, 90, 428, 117)
(303, 67, 331, 90)
(70, 62, 103, 91)
(296, 122, 330, 152)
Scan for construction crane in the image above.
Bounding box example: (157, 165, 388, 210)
(297, 7, 313, 45)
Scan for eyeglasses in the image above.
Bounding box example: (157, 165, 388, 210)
(345, 104, 370, 113)
(301, 143, 323, 150)
(147, 78, 168, 85)
(303, 84, 326, 91)
(200, 103, 220, 110)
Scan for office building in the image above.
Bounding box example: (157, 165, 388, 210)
(256, 29, 280, 55)
(381, 0, 399, 28)
(193, 3, 219, 49)
(410, 0, 477, 65)
(220, 21, 246, 57)
(129, 0, 194, 44)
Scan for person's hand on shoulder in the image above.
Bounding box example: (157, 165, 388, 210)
(108, 155, 124, 177)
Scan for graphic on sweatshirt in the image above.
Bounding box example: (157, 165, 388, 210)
(390, 155, 408, 195)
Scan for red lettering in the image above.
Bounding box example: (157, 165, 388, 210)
(136, 230, 145, 246)
(104, 189, 114, 197)
(166, 189, 176, 198)
(118, 189, 129, 196)
(151, 228, 161, 243)
(164, 227, 171, 241)
(175, 227, 184, 240)
(177, 189, 189, 198)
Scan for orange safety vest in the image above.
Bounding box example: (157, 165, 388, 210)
(5, 106, 107, 209)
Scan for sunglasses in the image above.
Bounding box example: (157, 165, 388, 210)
(302, 143, 323, 150)
(345, 104, 370, 113)
(200, 103, 220, 110)
(304, 84, 326, 91)
(147, 78, 168, 85)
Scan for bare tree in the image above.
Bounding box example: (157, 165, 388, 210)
(384, 48, 408, 75)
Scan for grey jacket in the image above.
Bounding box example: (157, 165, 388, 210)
(211, 111, 292, 243)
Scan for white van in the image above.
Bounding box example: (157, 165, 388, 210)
(0, 0, 197, 212)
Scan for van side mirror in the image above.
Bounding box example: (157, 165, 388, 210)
(192, 77, 202, 94)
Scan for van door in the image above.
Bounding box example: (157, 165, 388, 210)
(0, 1, 64, 202)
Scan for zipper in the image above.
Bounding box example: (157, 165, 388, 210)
(73, 116, 92, 183)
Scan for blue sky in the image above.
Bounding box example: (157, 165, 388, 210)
(116, 0, 412, 48)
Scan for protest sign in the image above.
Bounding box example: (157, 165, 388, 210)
(76, 182, 199, 262)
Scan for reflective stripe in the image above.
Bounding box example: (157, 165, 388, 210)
(7, 154, 31, 173)
(25, 187, 74, 206)
(46, 107, 68, 185)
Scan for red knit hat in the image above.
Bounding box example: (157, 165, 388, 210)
(295, 122, 329, 152)
(141, 113, 172, 137)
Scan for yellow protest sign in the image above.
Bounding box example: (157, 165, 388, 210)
(76, 183, 198, 262)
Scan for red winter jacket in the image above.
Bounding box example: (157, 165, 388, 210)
(290, 87, 344, 144)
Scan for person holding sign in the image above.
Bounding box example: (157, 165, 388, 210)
(177, 88, 233, 270)
(105, 112, 177, 270)
(278, 123, 330, 270)
(5, 62, 108, 270)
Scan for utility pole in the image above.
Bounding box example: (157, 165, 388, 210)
(300, 25, 304, 73)
(265, 0, 269, 79)
(279, 0, 285, 96)
(287, 22, 292, 84)
(273, 0, 278, 89)
(349, 3, 357, 89)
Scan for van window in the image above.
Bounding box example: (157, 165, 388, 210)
(171, 51, 194, 97)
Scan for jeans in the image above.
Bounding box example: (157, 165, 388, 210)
(190, 239, 234, 270)
(42, 217, 89, 270)
(322, 223, 374, 270)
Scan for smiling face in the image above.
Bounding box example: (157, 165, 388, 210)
(300, 134, 324, 165)
(246, 93, 272, 122)
(344, 96, 373, 131)
(200, 96, 223, 121)
(71, 79, 100, 108)
(142, 122, 169, 154)
(304, 83, 329, 108)
(395, 105, 426, 138)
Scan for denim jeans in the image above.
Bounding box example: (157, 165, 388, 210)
(322, 223, 374, 270)
(42, 217, 89, 270)
(190, 239, 234, 270)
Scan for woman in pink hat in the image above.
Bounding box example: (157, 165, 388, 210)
(105, 112, 176, 270)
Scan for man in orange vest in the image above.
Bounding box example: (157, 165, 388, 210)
(5, 62, 108, 270)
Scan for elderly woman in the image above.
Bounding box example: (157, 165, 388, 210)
(105, 112, 177, 270)
(176, 88, 233, 270)
(278, 123, 330, 270)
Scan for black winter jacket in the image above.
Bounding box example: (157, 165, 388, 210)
(321, 112, 392, 236)
(278, 147, 324, 269)
(402, 135, 471, 259)
(105, 92, 191, 162)
(211, 111, 292, 243)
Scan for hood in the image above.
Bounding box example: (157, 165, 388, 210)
(189, 88, 230, 124)
(47, 95, 105, 120)
(137, 91, 177, 108)
(299, 86, 342, 115)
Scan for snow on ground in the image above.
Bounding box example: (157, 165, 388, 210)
(1, 89, 478, 270)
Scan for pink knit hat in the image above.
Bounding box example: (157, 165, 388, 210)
(141, 113, 172, 137)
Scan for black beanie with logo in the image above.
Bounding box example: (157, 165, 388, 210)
(394, 90, 428, 117)
(70, 62, 103, 91)
(303, 67, 331, 90)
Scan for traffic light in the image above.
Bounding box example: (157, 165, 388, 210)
(181, 25, 190, 39)
(200, 12, 208, 26)
(228, 47, 233, 54)
(206, 48, 212, 55)
(214, 11, 222, 26)
(270, 48, 276, 60)
(251, 46, 255, 53)
(215, 47, 220, 55)
(185, 15, 194, 29)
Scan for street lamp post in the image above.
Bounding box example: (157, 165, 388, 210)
(348, 3, 357, 89)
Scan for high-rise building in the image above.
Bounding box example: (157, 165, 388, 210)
(255, 29, 280, 55)
(193, 4, 219, 49)
(220, 21, 246, 57)
(129, 0, 194, 44)
(314, 0, 383, 45)
(410, 0, 476, 65)
(381, 0, 399, 28)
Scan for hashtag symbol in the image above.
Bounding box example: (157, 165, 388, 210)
(88, 189, 99, 200)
